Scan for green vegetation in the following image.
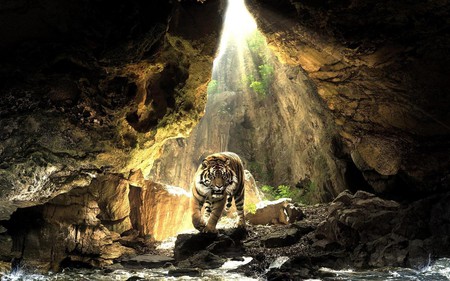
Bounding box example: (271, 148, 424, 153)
(244, 31, 275, 97)
(245, 63, 274, 97)
(260, 182, 317, 205)
(247, 31, 266, 54)
(249, 80, 264, 96)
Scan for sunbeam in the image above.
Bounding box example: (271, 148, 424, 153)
(210, 0, 271, 95)
(214, 0, 257, 64)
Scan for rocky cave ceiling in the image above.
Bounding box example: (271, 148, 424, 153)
(0, 0, 449, 218)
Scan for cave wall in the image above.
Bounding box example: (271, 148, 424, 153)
(247, 0, 450, 199)
(0, 0, 222, 220)
(0, 0, 224, 270)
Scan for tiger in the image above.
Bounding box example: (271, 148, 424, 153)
(190, 151, 246, 233)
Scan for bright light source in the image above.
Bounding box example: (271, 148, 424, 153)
(223, 0, 257, 37)
(215, 0, 258, 62)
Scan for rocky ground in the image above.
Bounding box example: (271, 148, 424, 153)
(111, 190, 450, 280)
(112, 203, 330, 280)
(2, 190, 450, 280)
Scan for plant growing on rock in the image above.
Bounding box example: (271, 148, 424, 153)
(260, 184, 315, 204)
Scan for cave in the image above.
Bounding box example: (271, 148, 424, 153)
(0, 0, 449, 279)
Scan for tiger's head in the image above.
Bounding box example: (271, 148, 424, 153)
(199, 155, 236, 198)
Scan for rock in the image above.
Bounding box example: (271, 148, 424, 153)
(128, 179, 193, 241)
(120, 254, 174, 268)
(246, 227, 302, 248)
(126, 277, 146, 281)
(314, 190, 437, 268)
(174, 233, 219, 261)
(116, 231, 150, 250)
(178, 250, 226, 269)
(94, 176, 133, 234)
(0, 234, 13, 260)
(246, 198, 304, 225)
(174, 231, 247, 261)
(168, 268, 202, 277)
(100, 242, 135, 260)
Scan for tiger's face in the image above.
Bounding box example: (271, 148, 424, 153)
(201, 157, 233, 198)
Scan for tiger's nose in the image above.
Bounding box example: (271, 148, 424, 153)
(214, 185, 224, 191)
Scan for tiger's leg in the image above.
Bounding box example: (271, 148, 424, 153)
(234, 192, 246, 228)
(190, 191, 206, 231)
(203, 197, 227, 234)
(224, 195, 233, 212)
(204, 200, 212, 220)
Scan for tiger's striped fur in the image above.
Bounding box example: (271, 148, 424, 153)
(190, 152, 246, 233)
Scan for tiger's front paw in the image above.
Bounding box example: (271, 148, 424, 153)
(193, 218, 207, 231)
(237, 218, 246, 229)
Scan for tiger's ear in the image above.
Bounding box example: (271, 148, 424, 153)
(202, 159, 208, 168)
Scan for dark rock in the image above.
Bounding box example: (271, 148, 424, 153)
(244, 227, 301, 248)
(174, 230, 247, 262)
(120, 254, 174, 268)
(312, 190, 450, 268)
(206, 235, 235, 253)
(0, 234, 13, 261)
(177, 250, 226, 269)
(292, 221, 315, 236)
(174, 233, 219, 261)
(222, 227, 248, 241)
(261, 227, 302, 248)
(265, 270, 293, 281)
(126, 277, 145, 281)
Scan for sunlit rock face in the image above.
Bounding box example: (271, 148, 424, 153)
(127, 170, 193, 241)
(247, 0, 450, 198)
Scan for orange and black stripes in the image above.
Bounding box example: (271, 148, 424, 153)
(190, 152, 246, 233)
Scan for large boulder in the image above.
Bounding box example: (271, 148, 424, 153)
(128, 170, 193, 241)
(174, 228, 247, 264)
